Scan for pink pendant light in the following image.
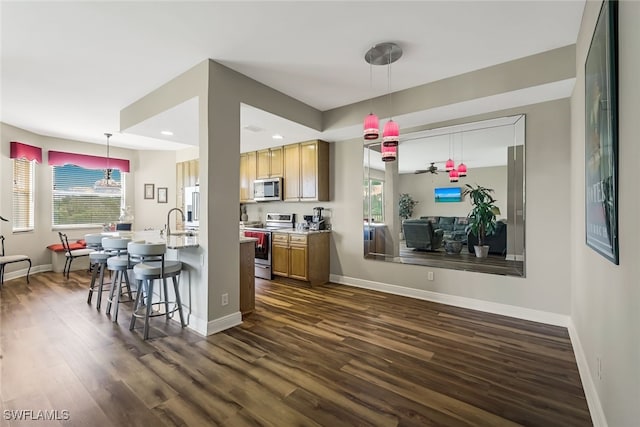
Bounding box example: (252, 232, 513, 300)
(363, 113, 379, 140)
(457, 131, 467, 177)
(382, 119, 399, 147)
(445, 158, 455, 172)
(449, 168, 459, 182)
(381, 144, 397, 162)
(457, 162, 467, 177)
(363, 42, 403, 161)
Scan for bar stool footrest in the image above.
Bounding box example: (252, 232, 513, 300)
(132, 302, 181, 319)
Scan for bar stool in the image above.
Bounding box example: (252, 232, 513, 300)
(128, 242, 186, 340)
(86, 249, 110, 310)
(105, 238, 139, 323)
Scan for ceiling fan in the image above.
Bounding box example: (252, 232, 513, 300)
(415, 162, 440, 174)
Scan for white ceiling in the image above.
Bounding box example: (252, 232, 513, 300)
(1, 1, 585, 151)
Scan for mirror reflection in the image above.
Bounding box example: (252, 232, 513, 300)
(364, 115, 526, 277)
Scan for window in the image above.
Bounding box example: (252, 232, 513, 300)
(364, 178, 384, 222)
(52, 165, 123, 227)
(12, 158, 35, 231)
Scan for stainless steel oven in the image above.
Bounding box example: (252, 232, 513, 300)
(243, 229, 272, 279)
(242, 213, 295, 279)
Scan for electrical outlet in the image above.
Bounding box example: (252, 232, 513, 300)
(427, 271, 434, 281)
(221, 293, 229, 306)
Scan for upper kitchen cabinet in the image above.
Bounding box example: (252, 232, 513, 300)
(256, 146, 283, 179)
(240, 151, 257, 202)
(284, 140, 329, 202)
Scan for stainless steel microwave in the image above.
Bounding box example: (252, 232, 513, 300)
(254, 178, 283, 201)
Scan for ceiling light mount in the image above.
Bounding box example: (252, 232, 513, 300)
(364, 42, 403, 66)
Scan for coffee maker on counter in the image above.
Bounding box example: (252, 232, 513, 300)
(310, 207, 326, 230)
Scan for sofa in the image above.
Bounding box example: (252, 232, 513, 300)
(402, 219, 444, 251)
(467, 220, 507, 255)
(420, 216, 469, 243)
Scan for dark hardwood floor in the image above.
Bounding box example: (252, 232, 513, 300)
(0, 271, 590, 426)
(396, 242, 525, 276)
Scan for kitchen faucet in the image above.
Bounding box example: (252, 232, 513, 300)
(166, 208, 185, 237)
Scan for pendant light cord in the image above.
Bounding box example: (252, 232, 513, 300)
(369, 49, 374, 114)
(387, 48, 392, 120)
(105, 132, 112, 179)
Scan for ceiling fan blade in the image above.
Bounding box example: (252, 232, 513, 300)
(414, 170, 428, 174)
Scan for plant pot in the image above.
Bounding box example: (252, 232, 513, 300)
(474, 245, 490, 258)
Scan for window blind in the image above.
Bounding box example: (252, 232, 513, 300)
(52, 164, 124, 227)
(12, 159, 35, 232)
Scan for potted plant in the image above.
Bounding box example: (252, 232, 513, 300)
(463, 184, 501, 258)
(399, 193, 418, 220)
(398, 193, 418, 240)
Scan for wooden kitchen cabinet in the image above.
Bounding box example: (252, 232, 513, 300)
(271, 232, 329, 286)
(288, 243, 308, 280)
(283, 140, 329, 202)
(257, 146, 283, 179)
(283, 143, 300, 201)
(239, 239, 256, 315)
(271, 233, 290, 277)
(240, 151, 256, 202)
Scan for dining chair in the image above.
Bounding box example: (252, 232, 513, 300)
(58, 232, 92, 279)
(0, 235, 31, 289)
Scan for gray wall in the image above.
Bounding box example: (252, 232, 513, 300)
(570, 1, 640, 425)
(330, 99, 571, 314)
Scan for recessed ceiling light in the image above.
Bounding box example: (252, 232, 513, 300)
(161, 130, 173, 136)
(272, 134, 284, 140)
(243, 125, 264, 133)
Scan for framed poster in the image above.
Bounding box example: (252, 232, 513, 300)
(144, 183, 155, 199)
(157, 187, 168, 204)
(585, 0, 618, 264)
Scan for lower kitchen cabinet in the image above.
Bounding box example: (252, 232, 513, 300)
(240, 239, 256, 315)
(272, 232, 329, 286)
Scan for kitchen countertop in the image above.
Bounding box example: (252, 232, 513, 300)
(241, 228, 331, 235)
(271, 229, 332, 235)
(103, 230, 199, 249)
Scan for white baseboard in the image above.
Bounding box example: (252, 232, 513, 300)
(568, 319, 607, 427)
(186, 314, 208, 336)
(206, 311, 242, 336)
(3, 264, 52, 282)
(505, 254, 525, 261)
(329, 274, 569, 327)
(173, 311, 243, 337)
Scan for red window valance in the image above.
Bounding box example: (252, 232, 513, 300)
(10, 141, 42, 163)
(48, 150, 130, 172)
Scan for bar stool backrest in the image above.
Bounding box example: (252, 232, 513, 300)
(84, 234, 104, 250)
(102, 237, 131, 256)
(127, 241, 167, 275)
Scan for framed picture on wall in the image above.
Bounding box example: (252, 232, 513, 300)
(585, 0, 618, 264)
(144, 183, 155, 200)
(157, 187, 168, 204)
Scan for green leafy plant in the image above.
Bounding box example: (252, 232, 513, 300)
(398, 193, 418, 220)
(463, 184, 501, 246)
